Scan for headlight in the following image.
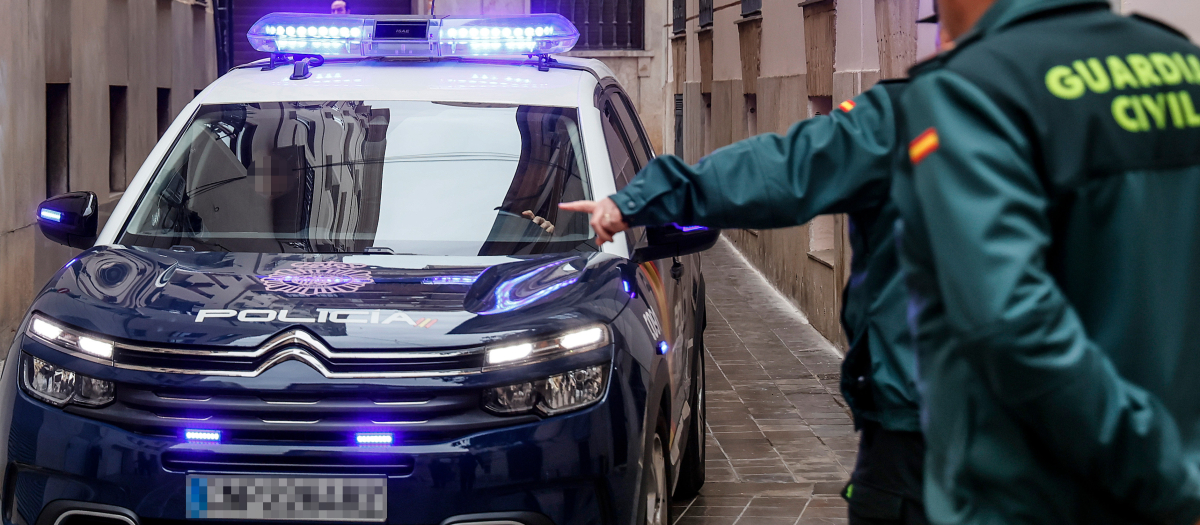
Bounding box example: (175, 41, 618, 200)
(483, 364, 607, 416)
(26, 314, 115, 364)
(22, 354, 115, 408)
(485, 325, 610, 370)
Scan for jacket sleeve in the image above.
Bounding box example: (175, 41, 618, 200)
(610, 84, 900, 229)
(903, 70, 1200, 524)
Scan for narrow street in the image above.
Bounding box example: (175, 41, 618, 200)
(674, 238, 855, 525)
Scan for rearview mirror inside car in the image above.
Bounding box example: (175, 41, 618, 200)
(36, 191, 99, 249)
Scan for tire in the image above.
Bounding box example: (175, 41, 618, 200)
(673, 309, 707, 499)
(642, 431, 670, 525)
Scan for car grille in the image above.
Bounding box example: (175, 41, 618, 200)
(66, 384, 538, 445)
(113, 344, 485, 377)
(109, 329, 488, 378)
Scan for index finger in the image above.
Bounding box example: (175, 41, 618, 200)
(558, 200, 598, 213)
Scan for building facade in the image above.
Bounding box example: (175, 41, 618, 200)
(656, 0, 1200, 349)
(0, 0, 218, 350)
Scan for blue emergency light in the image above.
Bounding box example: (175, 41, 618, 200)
(247, 13, 579, 59)
(355, 432, 394, 446)
(38, 208, 63, 223)
(185, 429, 222, 443)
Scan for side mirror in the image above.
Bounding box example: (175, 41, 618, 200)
(37, 192, 99, 249)
(631, 224, 720, 263)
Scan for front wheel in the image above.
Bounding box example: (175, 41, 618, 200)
(673, 313, 706, 499)
(643, 432, 669, 525)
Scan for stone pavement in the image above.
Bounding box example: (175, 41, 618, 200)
(672, 238, 856, 525)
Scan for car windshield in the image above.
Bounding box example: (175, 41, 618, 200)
(120, 101, 597, 256)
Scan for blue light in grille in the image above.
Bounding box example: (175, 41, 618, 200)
(185, 429, 222, 443)
(355, 432, 394, 446)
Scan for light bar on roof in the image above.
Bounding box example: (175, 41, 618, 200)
(247, 13, 579, 59)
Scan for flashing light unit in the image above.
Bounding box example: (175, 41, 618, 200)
(248, 13, 579, 60)
(355, 432, 394, 446)
(38, 208, 63, 223)
(185, 429, 221, 443)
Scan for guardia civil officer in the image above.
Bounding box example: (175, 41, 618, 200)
(889, 0, 1200, 523)
(561, 68, 932, 525)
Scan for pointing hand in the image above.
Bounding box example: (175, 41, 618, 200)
(558, 198, 629, 244)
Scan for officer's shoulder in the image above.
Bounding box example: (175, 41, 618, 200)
(1128, 13, 1192, 41)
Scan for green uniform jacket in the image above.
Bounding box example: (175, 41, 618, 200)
(891, 0, 1200, 522)
(611, 81, 922, 433)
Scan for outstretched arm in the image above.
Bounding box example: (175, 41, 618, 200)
(561, 83, 903, 243)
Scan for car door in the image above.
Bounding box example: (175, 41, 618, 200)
(597, 84, 697, 464)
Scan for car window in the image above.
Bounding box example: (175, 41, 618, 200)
(608, 89, 654, 167)
(120, 101, 598, 256)
(601, 99, 640, 190)
(598, 94, 649, 252)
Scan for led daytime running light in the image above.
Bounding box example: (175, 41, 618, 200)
(26, 314, 116, 363)
(485, 325, 610, 370)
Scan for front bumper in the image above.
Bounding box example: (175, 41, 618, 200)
(4, 385, 633, 525)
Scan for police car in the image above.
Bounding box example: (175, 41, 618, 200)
(11, 13, 716, 525)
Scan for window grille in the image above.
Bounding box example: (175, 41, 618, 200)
(674, 94, 684, 156)
(533, 0, 645, 50)
(699, 0, 713, 28)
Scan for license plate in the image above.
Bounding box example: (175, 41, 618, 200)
(186, 475, 386, 521)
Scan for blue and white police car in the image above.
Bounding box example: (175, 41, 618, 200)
(11, 13, 716, 525)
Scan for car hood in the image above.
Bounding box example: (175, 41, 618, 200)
(28, 246, 631, 350)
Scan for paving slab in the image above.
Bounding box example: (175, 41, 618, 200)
(673, 239, 857, 525)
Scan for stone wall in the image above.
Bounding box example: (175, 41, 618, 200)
(0, 0, 217, 350)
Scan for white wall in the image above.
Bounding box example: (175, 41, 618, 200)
(1119, 0, 1200, 41)
(833, 0, 878, 72)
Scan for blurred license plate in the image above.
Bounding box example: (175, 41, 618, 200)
(186, 475, 386, 521)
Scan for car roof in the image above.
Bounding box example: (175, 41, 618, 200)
(199, 56, 615, 108)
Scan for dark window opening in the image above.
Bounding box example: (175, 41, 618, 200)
(744, 93, 758, 137)
(157, 88, 172, 138)
(110, 85, 129, 192)
(699, 0, 713, 28)
(46, 83, 70, 198)
(672, 0, 686, 34)
(742, 0, 762, 17)
(674, 93, 684, 157)
(810, 96, 833, 117)
(533, 0, 644, 50)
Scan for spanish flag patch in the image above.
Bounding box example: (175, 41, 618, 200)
(909, 128, 939, 165)
(838, 100, 856, 112)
